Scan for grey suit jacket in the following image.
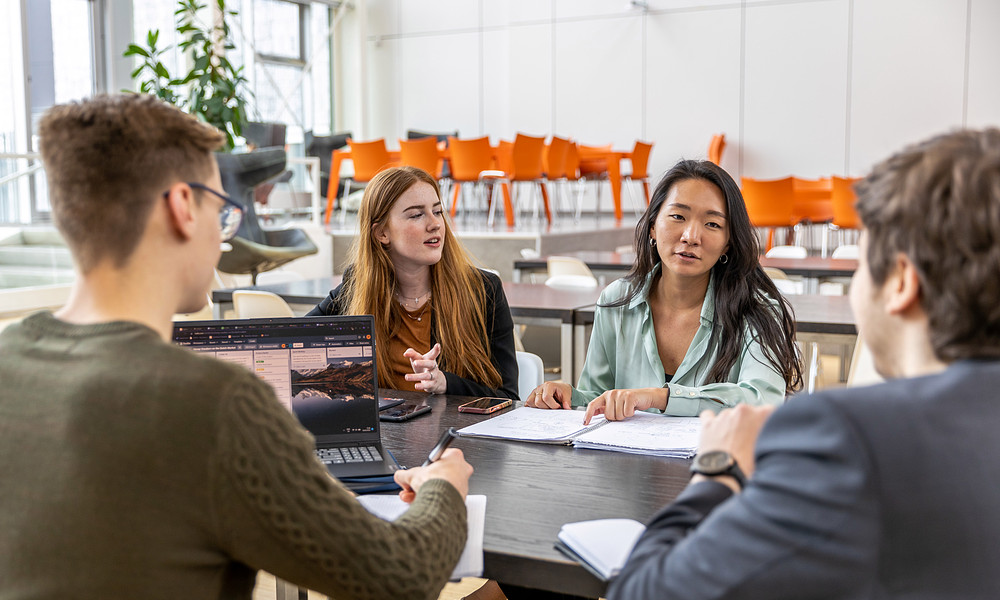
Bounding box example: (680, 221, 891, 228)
(609, 359, 1000, 599)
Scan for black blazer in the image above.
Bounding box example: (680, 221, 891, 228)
(609, 359, 1000, 599)
(307, 268, 519, 400)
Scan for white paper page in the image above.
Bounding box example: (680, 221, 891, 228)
(558, 518, 646, 580)
(574, 413, 701, 451)
(457, 406, 605, 442)
(358, 494, 487, 579)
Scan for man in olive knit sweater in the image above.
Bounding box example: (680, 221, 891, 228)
(0, 94, 473, 600)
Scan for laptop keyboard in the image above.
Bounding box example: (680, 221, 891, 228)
(316, 446, 383, 465)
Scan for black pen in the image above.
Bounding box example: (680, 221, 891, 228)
(422, 427, 458, 466)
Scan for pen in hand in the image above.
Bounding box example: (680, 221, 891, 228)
(422, 427, 458, 467)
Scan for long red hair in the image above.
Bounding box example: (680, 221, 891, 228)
(341, 166, 502, 389)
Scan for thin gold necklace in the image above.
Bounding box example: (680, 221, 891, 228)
(400, 299, 430, 322)
(395, 290, 431, 309)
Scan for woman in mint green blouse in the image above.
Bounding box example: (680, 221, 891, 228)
(527, 159, 802, 419)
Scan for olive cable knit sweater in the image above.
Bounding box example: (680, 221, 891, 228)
(0, 312, 467, 600)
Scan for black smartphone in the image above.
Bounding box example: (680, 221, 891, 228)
(458, 397, 513, 414)
(378, 396, 405, 411)
(379, 401, 432, 422)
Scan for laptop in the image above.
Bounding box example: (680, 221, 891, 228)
(172, 315, 400, 478)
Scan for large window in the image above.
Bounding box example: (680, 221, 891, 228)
(50, 0, 96, 103)
(0, 0, 339, 226)
(0, 1, 29, 224)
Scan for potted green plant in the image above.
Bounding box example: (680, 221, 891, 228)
(124, 0, 252, 150)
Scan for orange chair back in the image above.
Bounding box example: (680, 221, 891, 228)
(347, 138, 393, 182)
(740, 176, 796, 228)
(398, 136, 441, 177)
(447, 136, 494, 182)
(509, 133, 547, 181)
(792, 177, 834, 223)
(708, 134, 726, 165)
(629, 141, 654, 179)
(544, 136, 570, 179)
(578, 143, 612, 176)
(831, 176, 862, 229)
(564, 142, 581, 181)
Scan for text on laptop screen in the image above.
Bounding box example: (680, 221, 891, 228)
(173, 318, 377, 436)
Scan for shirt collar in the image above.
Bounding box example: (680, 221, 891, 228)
(630, 263, 716, 325)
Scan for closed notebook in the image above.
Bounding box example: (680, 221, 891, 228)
(555, 518, 646, 581)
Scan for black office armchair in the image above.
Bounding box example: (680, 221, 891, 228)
(215, 148, 318, 284)
(304, 130, 352, 199)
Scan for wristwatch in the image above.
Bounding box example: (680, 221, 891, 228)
(690, 450, 747, 490)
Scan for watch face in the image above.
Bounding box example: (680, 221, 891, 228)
(695, 450, 733, 472)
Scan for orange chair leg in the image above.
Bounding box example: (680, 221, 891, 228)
(450, 183, 462, 218)
(540, 183, 552, 224)
(502, 183, 515, 227)
(642, 181, 651, 206)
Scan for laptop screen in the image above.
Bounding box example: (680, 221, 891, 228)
(172, 316, 380, 443)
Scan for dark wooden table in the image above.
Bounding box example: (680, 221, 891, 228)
(380, 390, 690, 598)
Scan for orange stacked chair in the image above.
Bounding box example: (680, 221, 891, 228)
(792, 177, 834, 255)
(829, 175, 863, 249)
(623, 141, 654, 214)
(543, 136, 570, 216)
(708, 134, 726, 165)
(577, 143, 612, 217)
(740, 176, 796, 252)
(563, 141, 586, 221)
(399, 136, 446, 208)
(339, 138, 397, 222)
(447, 136, 513, 226)
(503, 133, 552, 224)
(398, 136, 442, 178)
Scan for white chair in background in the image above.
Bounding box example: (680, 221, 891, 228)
(232, 290, 296, 318)
(831, 244, 859, 260)
(515, 351, 545, 402)
(764, 266, 803, 295)
(765, 245, 808, 259)
(545, 274, 599, 290)
(546, 256, 599, 289)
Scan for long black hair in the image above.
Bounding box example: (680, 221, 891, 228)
(605, 159, 803, 392)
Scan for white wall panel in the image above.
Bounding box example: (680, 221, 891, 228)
(966, 0, 1000, 128)
(849, 0, 967, 174)
(399, 33, 481, 138)
(507, 0, 553, 24)
(554, 16, 643, 147)
(644, 7, 742, 181)
(339, 0, 1000, 205)
(554, 1, 640, 20)
(742, 0, 849, 179)
(365, 0, 399, 38)
(365, 37, 400, 143)
(482, 29, 511, 138)
(399, 0, 479, 34)
(507, 24, 552, 140)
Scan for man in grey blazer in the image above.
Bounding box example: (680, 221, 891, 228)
(609, 128, 1000, 599)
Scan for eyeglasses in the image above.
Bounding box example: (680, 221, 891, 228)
(185, 182, 244, 241)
